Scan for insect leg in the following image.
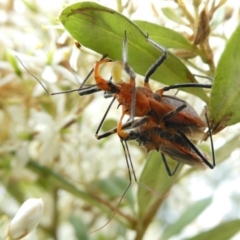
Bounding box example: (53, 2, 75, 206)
(162, 83, 212, 93)
(122, 31, 136, 121)
(161, 100, 187, 123)
(144, 35, 167, 87)
(178, 129, 215, 169)
(161, 152, 180, 176)
(93, 58, 117, 92)
(88, 140, 133, 234)
(95, 97, 116, 138)
(78, 53, 108, 90)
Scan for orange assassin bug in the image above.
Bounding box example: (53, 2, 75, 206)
(120, 115, 214, 171)
(43, 31, 214, 172)
(81, 32, 215, 234)
(16, 31, 215, 233)
(87, 32, 215, 173)
(96, 107, 215, 176)
(17, 31, 214, 173)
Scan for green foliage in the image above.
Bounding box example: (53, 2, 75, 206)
(133, 20, 198, 51)
(137, 152, 181, 219)
(70, 215, 90, 240)
(162, 197, 212, 239)
(186, 220, 240, 240)
(60, 2, 208, 101)
(210, 24, 240, 127)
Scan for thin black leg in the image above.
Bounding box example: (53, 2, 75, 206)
(161, 152, 180, 176)
(122, 31, 136, 121)
(144, 36, 168, 84)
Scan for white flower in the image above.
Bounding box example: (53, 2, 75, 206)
(8, 198, 44, 240)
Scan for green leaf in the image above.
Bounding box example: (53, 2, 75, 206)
(134, 20, 197, 51)
(60, 2, 208, 102)
(26, 161, 121, 217)
(69, 215, 89, 240)
(46, 49, 55, 65)
(210, 5, 228, 30)
(215, 134, 240, 164)
(135, 152, 183, 239)
(137, 152, 181, 219)
(161, 7, 187, 25)
(102, 118, 117, 132)
(210, 24, 240, 129)
(90, 175, 135, 211)
(162, 197, 212, 239)
(186, 219, 240, 240)
(21, 0, 38, 13)
(6, 51, 22, 76)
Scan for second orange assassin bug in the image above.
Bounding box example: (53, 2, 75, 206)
(98, 113, 215, 176)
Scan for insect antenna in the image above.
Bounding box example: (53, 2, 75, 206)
(16, 54, 108, 96)
(16, 55, 54, 95)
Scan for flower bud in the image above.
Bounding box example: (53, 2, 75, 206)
(8, 198, 44, 240)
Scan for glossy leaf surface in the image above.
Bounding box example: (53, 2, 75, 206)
(210, 24, 240, 128)
(186, 219, 240, 240)
(60, 2, 208, 101)
(137, 152, 181, 218)
(162, 197, 212, 239)
(134, 20, 197, 51)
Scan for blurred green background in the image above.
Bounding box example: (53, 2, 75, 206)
(0, 0, 240, 239)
